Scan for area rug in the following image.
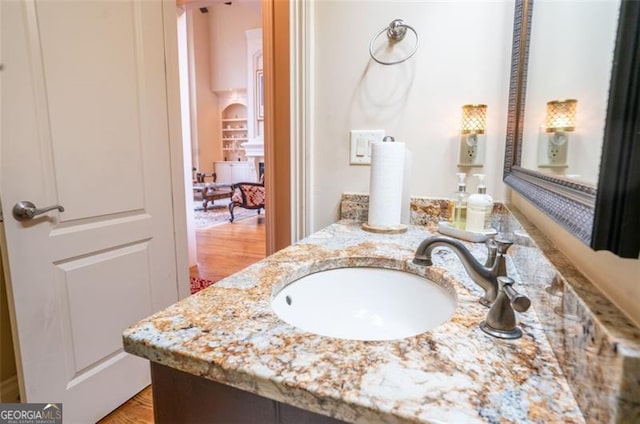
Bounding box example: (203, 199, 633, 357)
(193, 198, 258, 229)
(190, 276, 215, 294)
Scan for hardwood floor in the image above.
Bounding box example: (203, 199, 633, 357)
(99, 215, 266, 424)
(190, 214, 266, 281)
(97, 387, 154, 424)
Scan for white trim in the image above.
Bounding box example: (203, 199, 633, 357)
(245, 28, 263, 143)
(176, 7, 198, 268)
(163, 0, 190, 300)
(0, 376, 20, 402)
(290, 0, 314, 241)
(306, 1, 315, 235)
(186, 9, 199, 169)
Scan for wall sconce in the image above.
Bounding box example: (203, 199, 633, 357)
(537, 99, 577, 167)
(458, 104, 487, 167)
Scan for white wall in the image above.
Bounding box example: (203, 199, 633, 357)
(209, 3, 261, 91)
(192, 9, 221, 173)
(312, 1, 514, 230)
(512, 192, 640, 327)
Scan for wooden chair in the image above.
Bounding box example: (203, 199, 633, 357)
(228, 181, 265, 222)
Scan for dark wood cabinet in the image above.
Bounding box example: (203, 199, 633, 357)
(151, 363, 347, 424)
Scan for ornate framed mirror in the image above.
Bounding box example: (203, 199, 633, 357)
(504, 0, 640, 258)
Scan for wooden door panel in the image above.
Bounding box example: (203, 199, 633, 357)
(47, 215, 153, 263)
(37, 1, 147, 219)
(1, 0, 179, 420)
(57, 243, 152, 373)
(65, 354, 150, 422)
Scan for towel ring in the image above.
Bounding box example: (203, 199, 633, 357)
(369, 19, 419, 66)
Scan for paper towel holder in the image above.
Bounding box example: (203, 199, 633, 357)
(362, 135, 408, 234)
(362, 222, 408, 234)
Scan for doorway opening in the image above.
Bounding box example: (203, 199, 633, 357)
(176, 1, 266, 289)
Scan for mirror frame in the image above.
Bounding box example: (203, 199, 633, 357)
(504, 0, 640, 258)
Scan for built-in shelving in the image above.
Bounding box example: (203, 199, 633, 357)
(220, 103, 248, 161)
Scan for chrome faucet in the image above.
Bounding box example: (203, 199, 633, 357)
(413, 235, 531, 339)
(413, 236, 512, 306)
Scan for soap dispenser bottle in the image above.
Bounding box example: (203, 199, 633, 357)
(451, 173, 468, 229)
(466, 174, 494, 232)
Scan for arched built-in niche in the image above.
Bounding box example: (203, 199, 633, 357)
(220, 102, 247, 162)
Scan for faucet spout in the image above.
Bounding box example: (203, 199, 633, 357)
(413, 236, 512, 305)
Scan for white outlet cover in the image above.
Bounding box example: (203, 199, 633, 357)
(537, 129, 569, 167)
(350, 130, 385, 165)
(458, 134, 485, 167)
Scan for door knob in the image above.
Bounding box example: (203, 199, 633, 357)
(12, 201, 65, 221)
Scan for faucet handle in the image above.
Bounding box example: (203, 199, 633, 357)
(480, 276, 531, 339)
(498, 276, 531, 312)
(494, 239, 514, 255)
(484, 239, 498, 267)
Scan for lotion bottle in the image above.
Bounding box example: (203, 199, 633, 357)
(466, 174, 494, 232)
(452, 173, 468, 229)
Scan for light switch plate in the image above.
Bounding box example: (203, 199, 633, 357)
(350, 129, 385, 165)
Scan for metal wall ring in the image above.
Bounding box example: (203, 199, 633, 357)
(369, 19, 419, 66)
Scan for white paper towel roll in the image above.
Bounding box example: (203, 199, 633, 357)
(368, 141, 406, 228)
(401, 148, 412, 225)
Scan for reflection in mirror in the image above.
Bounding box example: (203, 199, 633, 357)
(504, 0, 640, 258)
(520, 0, 619, 185)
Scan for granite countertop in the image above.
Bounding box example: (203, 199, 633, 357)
(123, 221, 584, 424)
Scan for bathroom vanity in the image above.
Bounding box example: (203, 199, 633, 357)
(123, 197, 640, 423)
(124, 1, 640, 419)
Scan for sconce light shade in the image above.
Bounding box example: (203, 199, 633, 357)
(458, 104, 487, 167)
(460, 104, 488, 135)
(545, 99, 577, 133)
(538, 99, 577, 167)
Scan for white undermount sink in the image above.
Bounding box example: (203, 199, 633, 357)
(271, 267, 457, 341)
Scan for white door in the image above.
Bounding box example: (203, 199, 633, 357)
(1, 1, 179, 422)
